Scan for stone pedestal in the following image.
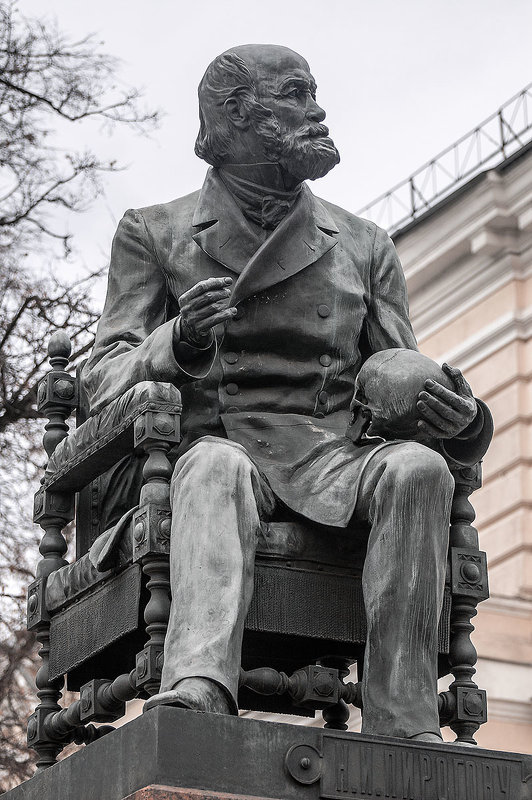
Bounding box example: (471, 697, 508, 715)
(4, 708, 532, 800)
(123, 792, 260, 800)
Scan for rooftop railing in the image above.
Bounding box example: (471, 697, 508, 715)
(357, 82, 532, 235)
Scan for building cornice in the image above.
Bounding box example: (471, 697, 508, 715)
(435, 306, 532, 372)
(482, 595, 532, 618)
(394, 149, 532, 343)
(412, 250, 530, 344)
(486, 698, 532, 724)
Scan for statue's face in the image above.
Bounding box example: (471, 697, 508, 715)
(252, 48, 324, 133)
(232, 45, 340, 181)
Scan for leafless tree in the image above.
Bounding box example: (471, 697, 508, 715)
(0, 1, 159, 788)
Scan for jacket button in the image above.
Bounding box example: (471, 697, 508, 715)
(319, 354, 332, 367)
(317, 304, 330, 318)
(314, 411, 325, 419)
(318, 390, 328, 405)
(224, 352, 239, 364)
(226, 406, 239, 413)
(226, 383, 239, 395)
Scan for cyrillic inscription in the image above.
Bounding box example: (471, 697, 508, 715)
(321, 736, 520, 800)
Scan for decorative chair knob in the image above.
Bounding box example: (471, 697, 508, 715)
(48, 331, 72, 370)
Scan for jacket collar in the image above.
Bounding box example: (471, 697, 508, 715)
(192, 168, 339, 305)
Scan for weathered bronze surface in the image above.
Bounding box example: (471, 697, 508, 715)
(25, 44, 498, 773)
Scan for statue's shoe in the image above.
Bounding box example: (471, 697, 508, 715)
(448, 739, 477, 747)
(143, 677, 234, 715)
(410, 733, 477, 747)
(409, 732, 444, 743)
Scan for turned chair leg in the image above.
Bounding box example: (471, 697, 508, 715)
(446, 465, 489, 745)
(132, 410, 179, 697)
(27, 334, 77, 770)
(319, 655, 353, 730)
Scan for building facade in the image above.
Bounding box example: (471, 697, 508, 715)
(395, 141, 532, 752)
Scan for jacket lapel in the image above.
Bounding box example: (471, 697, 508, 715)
(192, 169, 340, 302)
(231, 185, 339, 306)
(192, 169, 264, 274)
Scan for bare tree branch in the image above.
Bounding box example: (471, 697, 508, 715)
(0, 0, 160, 785)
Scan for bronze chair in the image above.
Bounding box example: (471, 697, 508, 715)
(26, 333, 490, 771)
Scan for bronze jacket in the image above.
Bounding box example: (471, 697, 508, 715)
(82, 169, 492, 526)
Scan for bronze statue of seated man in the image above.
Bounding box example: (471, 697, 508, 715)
(81, 44, 492, 743)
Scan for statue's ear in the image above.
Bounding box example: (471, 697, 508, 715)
(224, 96, 251, 130)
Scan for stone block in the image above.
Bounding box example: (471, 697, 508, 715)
(3, 708, 531, 800)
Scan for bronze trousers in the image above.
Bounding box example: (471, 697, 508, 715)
(160, 435, 453, 738)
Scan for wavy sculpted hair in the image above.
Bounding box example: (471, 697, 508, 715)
(195, 52, 273, 166)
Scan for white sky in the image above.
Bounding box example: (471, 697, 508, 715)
(19, 0, 532, 298)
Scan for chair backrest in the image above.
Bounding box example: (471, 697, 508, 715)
(74, 360, 148, 559)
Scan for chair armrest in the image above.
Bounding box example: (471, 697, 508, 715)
(44, 381, 182, 493)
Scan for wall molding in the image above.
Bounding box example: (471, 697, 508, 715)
(486, 698, 532, 724)
(433, 306, 532, 372)
(482, 594, 532, 618)
(411, 249, 532, 343)
(396, 155, 532, 345)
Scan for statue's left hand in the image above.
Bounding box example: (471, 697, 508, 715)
(416, 363, 477, 439)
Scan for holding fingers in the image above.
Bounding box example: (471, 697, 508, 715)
(178, 276, 237, 346)
(417, 363, 477, 439)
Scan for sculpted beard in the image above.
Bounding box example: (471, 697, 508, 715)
(250, 106, 340, 182)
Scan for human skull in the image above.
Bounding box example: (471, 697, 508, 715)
(350, 349, 454, 443)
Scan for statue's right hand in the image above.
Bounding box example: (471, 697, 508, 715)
(178, 277, 236, 346)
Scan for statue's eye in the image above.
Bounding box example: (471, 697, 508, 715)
(282, 86, 316, 102)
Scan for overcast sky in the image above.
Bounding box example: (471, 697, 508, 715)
(19, 0, 532, 295)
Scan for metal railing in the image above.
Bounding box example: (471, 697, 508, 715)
(357, 82, 532, 235)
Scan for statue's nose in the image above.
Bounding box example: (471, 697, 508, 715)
(307, 97, 326, 123)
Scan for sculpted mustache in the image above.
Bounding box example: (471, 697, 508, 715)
(287, 123, 331, 139)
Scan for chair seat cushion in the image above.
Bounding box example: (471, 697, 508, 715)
(45, 517, 368, 613)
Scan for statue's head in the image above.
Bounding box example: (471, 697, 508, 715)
(195, 44, 340, 183)
(351, 349, 455, 443)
